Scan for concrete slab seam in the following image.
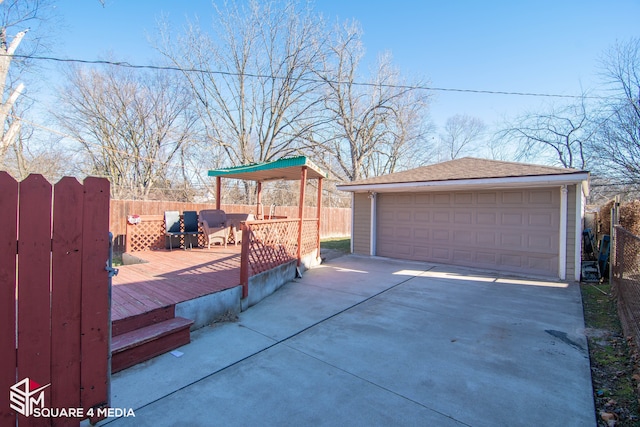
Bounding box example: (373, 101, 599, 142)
(282, 343, 473, 427)
(99, 265, 436, 425)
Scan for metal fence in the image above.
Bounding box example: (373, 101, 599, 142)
(612, 225, 640, 345)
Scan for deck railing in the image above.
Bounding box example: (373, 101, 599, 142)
(239, 218, 320, 298)
(126, 215, 321, 299)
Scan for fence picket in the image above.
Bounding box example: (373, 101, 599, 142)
(51, 178, 84, 427)
(0, 172, 18, 424)
(16, 174, 53, 427)
(80, 177, 110, 413)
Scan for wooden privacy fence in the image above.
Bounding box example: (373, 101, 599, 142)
(111, 200, 350, 252)
(0, 173, 111, 426)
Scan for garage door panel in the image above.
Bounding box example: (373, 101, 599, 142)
(500, 233, 523, 247)
(432, 230, 449, 241)
(529, 212, 554, 227)
(433, 211, 450, 223)
(477, 212, 497, 225)
(477, 231, 496, 246)
(477, 192, 498, 204)
(433, 194, 451, 204)
(527, 255, 554, 271)
(413, 228, 429, 239)
(378, 225, 395, 239)
(454, 193, 473, 204)
(414, 210, 430, 222)
(413, 245, 430, 258)
(502, 191, 524, 204)
(377, 189, 560, 277)
(432, 247, 450, 260)
(529, 190, 553, 204)
(476, 252, 497, 265)
(528, 234, 554, 250)
(501, 213, 523, 226)
(454, 211, 473, 224)
(452, 249, 473, 263)
(453, 230, 474, 244)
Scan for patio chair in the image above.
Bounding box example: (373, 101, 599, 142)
(226, 213, 255, 245)
(164, 210, 182, 250)
(183, 210, 201, 249)
(199, 209, 229, 248)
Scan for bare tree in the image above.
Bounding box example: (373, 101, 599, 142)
(437, 114, 486, 160)
(497, 99, 592, 169)
(155, 0, 325, 169)
(590, 38, 640, 186)
(55, 64, 197, 199)
(315, 21, 431, 181)
(0, 0, 53, 163)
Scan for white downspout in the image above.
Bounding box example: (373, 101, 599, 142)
(369, 192, 377, 256)
(559, 185, 568, 280)
(574, 184, 584, 281)
(350, 193, 355, 253)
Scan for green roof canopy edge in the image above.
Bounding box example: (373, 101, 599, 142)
(207, 155, 327, 180)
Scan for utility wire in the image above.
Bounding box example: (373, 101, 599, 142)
(2, 53, 614, 100)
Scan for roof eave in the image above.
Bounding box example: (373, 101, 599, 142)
(336, 172, 590, 193)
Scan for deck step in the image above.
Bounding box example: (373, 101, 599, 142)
(112, 305, 176, 337)
(111, 317, 194, 373)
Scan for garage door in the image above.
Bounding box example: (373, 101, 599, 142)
(376, 189, 560, 277)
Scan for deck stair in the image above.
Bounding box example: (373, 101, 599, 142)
(111, 305, 193, 373)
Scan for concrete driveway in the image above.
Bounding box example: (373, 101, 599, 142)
(100, 255, 595, 427)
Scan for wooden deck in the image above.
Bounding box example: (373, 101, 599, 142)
(111, 246, 242, 322)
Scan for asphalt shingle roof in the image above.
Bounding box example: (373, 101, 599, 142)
(344, 157, 586, 186)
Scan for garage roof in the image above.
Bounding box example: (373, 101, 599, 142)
(208, 156, 327, 182)
(337, 157, 589, 193)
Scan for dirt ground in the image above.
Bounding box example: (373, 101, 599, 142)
(582, 282, 640, 426)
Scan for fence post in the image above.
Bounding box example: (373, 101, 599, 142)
(240, 223, 251, 299)
(610, 196, 620, 285)
(0, 172, 18, 424)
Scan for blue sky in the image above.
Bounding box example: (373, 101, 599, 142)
(47, 0, 640, 131)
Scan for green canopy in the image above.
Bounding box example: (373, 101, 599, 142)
(208, 156, 327, 182)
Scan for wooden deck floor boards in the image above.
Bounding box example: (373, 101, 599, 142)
(111, 246, 242, 321)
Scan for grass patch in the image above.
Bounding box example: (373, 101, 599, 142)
(112, 253, 123, 267)
(581, 282, 640, 425)
(321, 238, 350, 253)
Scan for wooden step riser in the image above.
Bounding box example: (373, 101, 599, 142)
(111, 326, 191, 373)
(112, 305, 175, 337)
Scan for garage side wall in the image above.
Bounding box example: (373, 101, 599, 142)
(352, 192, 371, 255)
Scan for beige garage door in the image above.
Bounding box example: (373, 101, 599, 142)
(377, 189, 560, 277)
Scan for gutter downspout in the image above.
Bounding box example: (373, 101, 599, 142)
(350, 193, 354, 253)
(369, 192, 377, 256)
(574, 184, 584, 281)
(559, 185, 568, 280)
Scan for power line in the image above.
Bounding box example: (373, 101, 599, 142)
(2, 53, 612, 100)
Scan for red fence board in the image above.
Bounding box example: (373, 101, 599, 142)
(80, 177, 110, 412)
(0, 173, 110, 426)
(51, 178, 84, 426)
(17, 174, 53, 427)
(0, 172, 18, 424)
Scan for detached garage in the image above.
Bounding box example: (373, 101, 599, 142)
(337, 158, 590, 281)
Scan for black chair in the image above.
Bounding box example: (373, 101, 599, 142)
(183, 211, 201, 249)
(164, 211, 182, 250)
